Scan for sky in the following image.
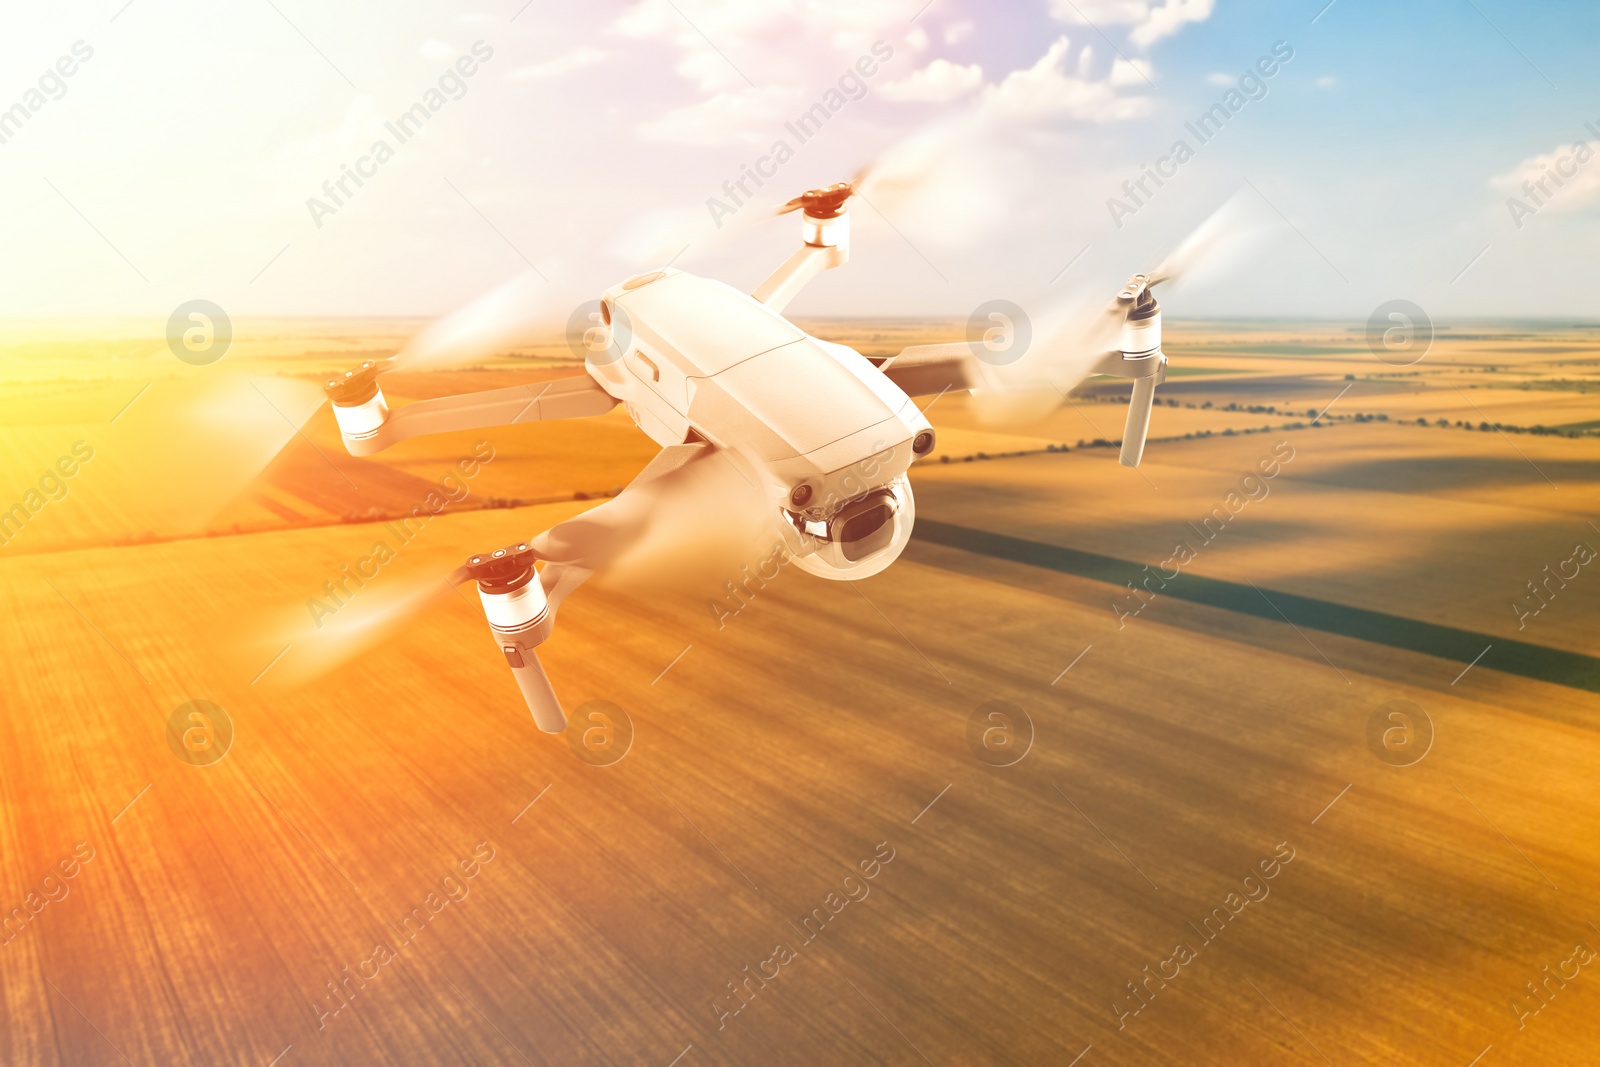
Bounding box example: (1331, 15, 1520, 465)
(2, 0, 1599, 324)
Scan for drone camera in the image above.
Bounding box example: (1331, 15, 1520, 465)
(325, 360, 391, 450)
(466, 543, 565, 733)
(834, 490, 899, 562)
(784, 475, 915, 579)
(912, 430, 936, 456)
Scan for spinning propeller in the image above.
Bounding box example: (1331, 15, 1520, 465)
(970, 191, 1277, 466)
(777, 181, 857, 219)
(253, 440, 770, 731)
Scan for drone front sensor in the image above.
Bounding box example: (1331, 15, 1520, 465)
(783, 475, 916, 580)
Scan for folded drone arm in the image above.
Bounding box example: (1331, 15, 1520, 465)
(338, 373, 618, 456)
(876, 342, 1167, 467)
(872, 343, 985, 398)
(467, 441, 714, 732)
(529, 441, 712, 567)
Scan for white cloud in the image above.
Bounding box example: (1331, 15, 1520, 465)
(850, 32, 1160, 253)
(509, 47, 608, 81)
(1110, 57, 1152, 86)
(881, 59, 984, 103)
(1130, 0, 1214, 47)
(907, 25, 930, 52)
(1491, 140, 1600, 214)
(943, 20, 974, 45)
(1204, 71, 1234, 87)
(637, 85, 802, 146)
(615, 0, 908, 86)
(275, 95, 389, 168)
(980, 36, 1153, 123)
(812, 0, 913, 52)
(1047, 0, 1215, 49)
(614, 0, 909, 141)
(614, 0, 781, 93)
(1316, 75, 1339, 89)
(1050, 0, 1147, 21)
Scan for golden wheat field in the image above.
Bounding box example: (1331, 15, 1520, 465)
(1, 318, 1598, 1066)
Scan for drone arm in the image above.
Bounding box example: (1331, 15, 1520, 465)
(752, 210, 851, 313)
(878, 342, 1166, 466)
(1089, 340, 1168, 468)
(753, 244, 846, 313)
(474, 444, 710, 732)
(872, 342, 987, 398)
(336, 374, 618, 456)
(504, 649, 565, 733)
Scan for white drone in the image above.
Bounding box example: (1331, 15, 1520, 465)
(306, 180, 1249, 733)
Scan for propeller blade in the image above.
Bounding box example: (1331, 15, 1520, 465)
(392, 270, 578, 373)
(968, 189, 1279, 428)
(178, 265, 613, 513)
(774, 182, 856, 219)
(967, 385, 1063, 427)
(1146, 189, 1275, 291)
(1046, 298, 1125, 371)
(253, 442, 770, 686)
(91, 373, 329, 537)
(849, 118, 1006, 249)
(257, 563, 472, 686)
(965, 295, 1119, 425)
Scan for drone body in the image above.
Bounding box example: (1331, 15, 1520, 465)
(314, 181, 1190, 734)
(592, 267, 934, 580)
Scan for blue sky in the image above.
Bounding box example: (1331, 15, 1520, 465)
(1, 0, 1596, 323)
